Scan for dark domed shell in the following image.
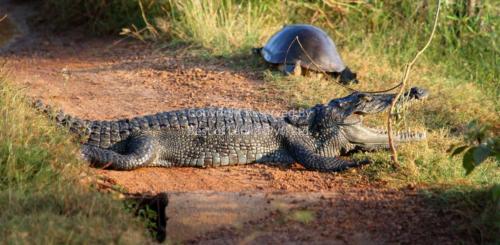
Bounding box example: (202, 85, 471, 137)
(261, 24, 346, 73)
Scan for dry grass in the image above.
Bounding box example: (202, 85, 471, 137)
(166, 0, 282, 56)
(0, 73, 150, 243)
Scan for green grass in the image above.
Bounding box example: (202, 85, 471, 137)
(0, 74, 150, 243)
(287, 210, 316, 224)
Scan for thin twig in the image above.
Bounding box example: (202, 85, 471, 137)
(138, 0, 160, 40)
(387, 0, 441, 166)
(0, 15, 7, 23)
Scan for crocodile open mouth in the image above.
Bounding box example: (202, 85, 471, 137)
(342, 87, 428, 147)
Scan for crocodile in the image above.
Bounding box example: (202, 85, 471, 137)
(35, 87, 428, 172)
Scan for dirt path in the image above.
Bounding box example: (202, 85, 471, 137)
(0, 1, 470, 243)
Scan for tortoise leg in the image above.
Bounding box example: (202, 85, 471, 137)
(292, 60, 302, 76)
(327, 67, 359, 85)
(280, 60, 302, 76)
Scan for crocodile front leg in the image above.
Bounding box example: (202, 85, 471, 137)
(81, 134, 157, 170)
(288, 142, 365, 172)
(281, 126, 366, 172)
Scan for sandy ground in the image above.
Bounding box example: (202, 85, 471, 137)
(0, 1, 472, 243)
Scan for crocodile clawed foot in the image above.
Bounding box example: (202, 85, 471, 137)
(357, 159, 373, 166)
(87, 161, 113, 170)
(100, 162, 114, 169)
(80, 152, 90, 162)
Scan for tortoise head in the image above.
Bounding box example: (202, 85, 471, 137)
(338, 67, 358, 84)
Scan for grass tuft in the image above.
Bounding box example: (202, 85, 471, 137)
(166, 0, 281, 56)
(288, 209, 316, 224)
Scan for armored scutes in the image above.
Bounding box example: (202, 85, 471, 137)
(255, 24, 358, 84)
(36, 87, 428, 172)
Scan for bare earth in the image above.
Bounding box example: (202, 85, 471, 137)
(0, 2, 470, 243)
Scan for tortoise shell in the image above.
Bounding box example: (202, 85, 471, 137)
(261, 25, 346, 72)
(258, 24, 358, 84)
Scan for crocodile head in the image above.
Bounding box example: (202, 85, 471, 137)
(321, 87, 429, 149)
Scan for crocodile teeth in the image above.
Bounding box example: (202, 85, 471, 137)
(370, 127, 426, 140)
(395, 130, 426, 140)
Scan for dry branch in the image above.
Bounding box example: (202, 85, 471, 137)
(387, 0, 442, 166)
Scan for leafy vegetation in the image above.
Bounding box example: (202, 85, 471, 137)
(428, 185, 500, 244)
(0, 74, 150, 243)
(450, 120, 499, 175)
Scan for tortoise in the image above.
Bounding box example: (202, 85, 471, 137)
(254, 24, 358, 84)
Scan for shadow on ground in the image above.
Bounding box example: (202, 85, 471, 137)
(166, 188, 488, 244)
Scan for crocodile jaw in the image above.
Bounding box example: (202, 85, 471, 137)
(342, 123, 426, 147)
(338, 87, 429, 147)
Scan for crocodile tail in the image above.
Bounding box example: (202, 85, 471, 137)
(32, 99, 142, 149)
(32, 99, 92, 140)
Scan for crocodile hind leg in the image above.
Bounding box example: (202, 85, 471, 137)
(81, 134, 157, 170)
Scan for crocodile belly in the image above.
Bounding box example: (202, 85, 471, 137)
(156, 126, 292, 167)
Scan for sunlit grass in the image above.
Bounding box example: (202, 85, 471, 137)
(165, 0, 281, 56)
